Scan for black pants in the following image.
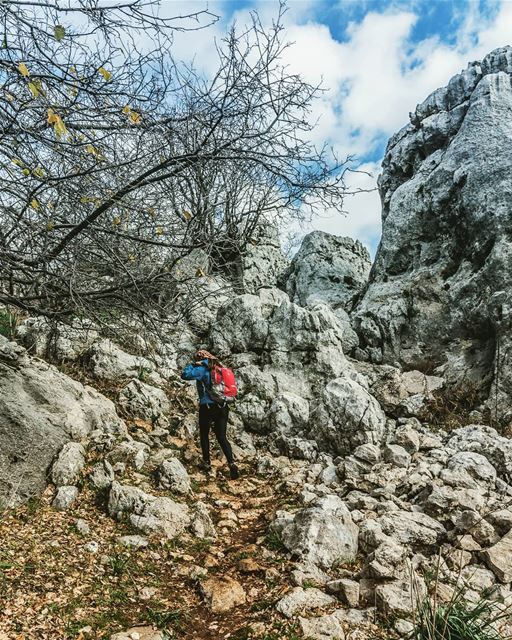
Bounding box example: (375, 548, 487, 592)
(199, 404, 234, 465)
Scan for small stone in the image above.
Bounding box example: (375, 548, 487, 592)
(327, 578, 360, 607)
(200, 575, 246, 613)
(393, 424, 420, 453)
(375, 579, 426, 617)
(118, 535, 149, 549)
(395, 619, 414, 636)
(52, 485, 79, 511)
(383, 444, 411, 468)
(84, 541, 99, 554)
(276, 587, 335, 618)
(237, 558, 263, 573)
(76, 518, 90, 535)
(299, 613, 345, 640)
(110, 627, 164, 640)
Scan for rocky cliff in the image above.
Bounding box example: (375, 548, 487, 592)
(354, 46, 512, 425)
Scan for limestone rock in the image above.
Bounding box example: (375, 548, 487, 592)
(200, 575, 246, 613)
(383, 444, 411, 468)
(110, 626, 164, 640)
(284, 230, 370, 314)
(276, 586, 335, 618)
(353, 46, 512, 421)
(88, 339, 163, 386)
(483, 530, 512, 583)
(16, 316, 98, 362)
(298, 612, 346, 640)
(52, 486, 79, 510)
(118, 379, 170, 426)
(51, 442, 86, 487)
(89, 460, 115, 492)
(157, 458, 191, 494)
(190, 502, 217, 539)
(375, 578, 426, 617)
(242, 225, 289, 294)
(272, 495, 358, 569)
(0, 336, 125, 507)
(108, 481, 189, 539)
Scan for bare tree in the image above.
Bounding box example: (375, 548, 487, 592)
(0, 1, 351, 334)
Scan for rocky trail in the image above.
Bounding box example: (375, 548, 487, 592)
(0, 414, 383, 640)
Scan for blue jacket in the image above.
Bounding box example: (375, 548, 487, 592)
(181, 360, 214, 405)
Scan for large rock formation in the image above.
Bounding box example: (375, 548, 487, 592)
(0, 335, 126, 507)
(353, 46, 512, 422)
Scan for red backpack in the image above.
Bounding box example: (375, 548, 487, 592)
(209, 364, 237, 405)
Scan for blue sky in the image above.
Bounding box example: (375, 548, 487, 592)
(167, 0, 511, 255)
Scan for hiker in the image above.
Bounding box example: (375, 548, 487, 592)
(181, 349, 239, 479)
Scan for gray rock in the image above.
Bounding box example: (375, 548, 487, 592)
(448, 451, 497, 484)
(353, 443, 381, 464)
(87, 338, 163, 386)
(483, 530, 512, 583)
(327, 578, 360, 607)
(272, 495, 358, 569)
(353, 47, 512, 421)
(108, 440, 149, 471)
(242, 225, 289, 294)
(284, 230, 371, 314)
(157, 458, 191, 494)
(110, 626, 164, 640)
(0, 336, 125, 507)
(291, 562, 331, 587)
(377, 510, 446, 547)
(16, 316, 98, 362)
(108, 481, 190, 539)
(76, 518, 90, 535)
(298, 612, 345, 640)
(384, 444, 411, 468)
(375, 578, 426, 617)
(118, 379, 170, 426)
(190, 502, 217, 539)
(52, 485, 79, 510)
(118, 535, 149, 548)
(276, 586, 335, 618)
(51, 442, 86, 487)
(89, 460, 115, 491)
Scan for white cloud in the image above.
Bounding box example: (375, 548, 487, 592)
(149, 1, 512, 251)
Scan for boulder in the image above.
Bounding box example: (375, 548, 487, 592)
(52, 486, 79, 510)
(0, 336, 125, 507)
(298, 613, 346, 640)
(284, 230, 371, 313)
(157, 458, 191, 494)
(272, 495, 358, 569)
(51, 442, 86, 487)
(375, 578, 426, 617)
(118, 379, 170, 426)
(241, 225, 289, 294)
(483, 530, 512, 583)
(16, 316, 98, 362)
(87, 339, 163, 386)
(108, 481, 189, 539)
(316, 376, 387, 454)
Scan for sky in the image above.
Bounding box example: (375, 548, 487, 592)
(163, 0, 512, 255)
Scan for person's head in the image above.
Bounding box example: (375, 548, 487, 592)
(195, 349, 218, 367)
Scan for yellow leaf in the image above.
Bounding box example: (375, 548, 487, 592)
(28, 80, 41, 98)
(33, 167, 45, 179)
(195, 267, 206, 277)
(11, 158, 23, 167)
(155, 226, 163, 235)
(113, 216, 121, 226)
(148, 208, 156, 217)
(182, 210, 192, 221)
(18, 62, 30, 77)
(129, 111, 141, 125)
(98, 67, 112, 82)
(22, 168, 30, 176)
(128, 254, 136, 262)
(47, 109, 67, 138)
(5, 91, 14, 102)
(46, 221, 54, 231)
(85, 144, 98, 155)
(30, 198, 40, 210)
(122, 105, 131, 115)
(54, 25, 66, 42)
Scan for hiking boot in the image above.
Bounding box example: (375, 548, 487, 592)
(229, 464, 239, 480)
(198, 460, 212, 474)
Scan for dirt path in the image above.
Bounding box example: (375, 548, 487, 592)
(0, 451, 302, 640)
